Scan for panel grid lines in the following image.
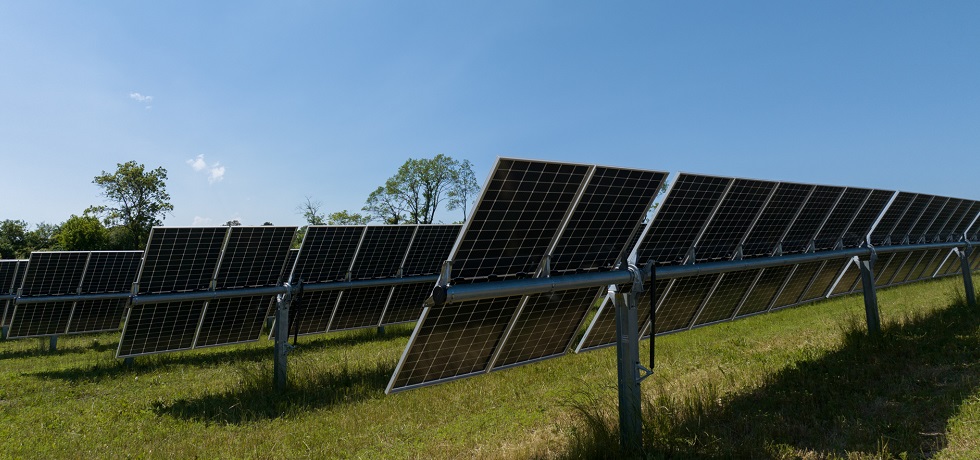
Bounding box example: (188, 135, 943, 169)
(451, 159, 590, 280)
(636, 174, 732, 265)
(740, 183, 814, 258)
(693, 179, 777, 262)
(549, 167, 667, 272)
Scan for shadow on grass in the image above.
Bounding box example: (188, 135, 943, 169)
(0, 338, 117, 360)
(563, 296, 980, 459)
(152, 359, 395, 425)
(31, 325, 413, 383)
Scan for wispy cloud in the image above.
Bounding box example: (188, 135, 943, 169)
(186, 154, 225, 184)
(129, 92, 153, 109)
(192, 216, 213, 226)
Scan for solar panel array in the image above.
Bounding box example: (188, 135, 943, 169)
(389, 159, 668, 392)
(5, 251, 142, 338)
(117, 226, 296, 357)
(285, 224, 461, 337)
(388, 158, 980, 394)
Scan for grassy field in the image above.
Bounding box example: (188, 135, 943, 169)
(1, 274, 978, 459)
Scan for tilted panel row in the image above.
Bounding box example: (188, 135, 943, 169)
(284, 224, 461, 337)
(7, 251, 142, 338)
(117, 226, 295, 357)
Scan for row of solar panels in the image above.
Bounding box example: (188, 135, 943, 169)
(1, 224, 462, 358)
(3, 158, 979, 395)
(385, 158, 980, 392)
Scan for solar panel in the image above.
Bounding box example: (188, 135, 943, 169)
(399, 225, 461, 277)
(780, 186, 844, 254)
(691, 269, 760, 326)
(873, 252, 905, 286)
(0, 260, 23, 328)
(118, 300, 206, 356)
(450, 159, 590, 281)
(935, 250, 961, 277)
(829, 258, 862, 297)
(840, 190, 893, 248)
(289, 226, 365, 284)
(118, 226, 296, 357)
(7, 252, 89, 338)
(691, 178, 777, 262)
(68, 251, 142, 334)
(951, 201, 980, 242)
(868, 192, 915, 246)
(489, 287, 603, 370)
(390, 296, 524, 390)
(771, 261, 824, 309)
(891, 250, 928, 285)
(910, 249, 944, 281)
(971, 250, 980, 270)
(925, 198, 962, 243)
(379, 282, 434, 325)
(278, 226, 366, 337)
(652, 274, 719, 334)
(734, 265, 796, 316)
(800, 258, 850, 302)
(196, 226, 295, 347)
(377, 225, 462, 326)
(740, 183, 814, 258)
(813, 188, 871, 251)
(635, 174, 732, 266)
(550, 167, 668, 272)
(327, 226, 416, 331)
(136, 227, 229, 294)
(389, 160, 667, 391)
(889, 194, 933, 245)
(118, 228, 228, 357)
(491, 166, 666, 368)
(907, 197, 949, 244)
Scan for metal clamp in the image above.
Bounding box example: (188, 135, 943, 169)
(636, 364, 654, 383)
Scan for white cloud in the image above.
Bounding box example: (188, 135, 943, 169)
(192, 216, 213, 226)
(129, 92, 153, 103)
(186, 154, 207, 172)
(186, 154, 225, 184)
(208, 164, 226, 184)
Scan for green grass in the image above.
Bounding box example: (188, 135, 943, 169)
(1, 275, 979, 459)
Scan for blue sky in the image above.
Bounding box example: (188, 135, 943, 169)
(2, 1, 978, 227)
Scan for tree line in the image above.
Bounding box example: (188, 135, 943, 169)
(1, 155, 479, 258)
(300, 154, 479, 225)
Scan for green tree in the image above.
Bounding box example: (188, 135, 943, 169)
(24, 222, 59, 254)
(87, 161, 173, 249)
(224, 219, 242, 227)
(447, 159, 480, 220)
(327, 210, 371, 225)
(363, 154, 480, 224)
(0, 219, 29, 259)
(57, 215, 109, 251)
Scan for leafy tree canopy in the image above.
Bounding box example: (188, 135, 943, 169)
(87, 161, 173, 249)
(327, 210, 371, 225)
(57, 214, 108, 251)
(362, 154, 479, 224)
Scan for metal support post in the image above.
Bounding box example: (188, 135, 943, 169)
(274, 285, 293, 392)
(377, 325, 386, 336)
(613, 284, 643, 455)
(1, 325, 8, 340)
(957, 247, 976, 308)
(123, 357, 135, 367)
(858, 257, 881, 335)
